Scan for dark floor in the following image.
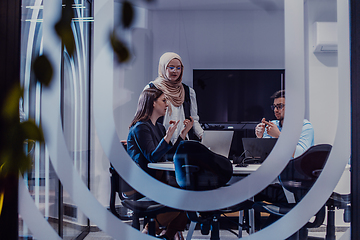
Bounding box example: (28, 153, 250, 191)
(82, 223, 349, 240)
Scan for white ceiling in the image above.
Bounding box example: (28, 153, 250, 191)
(129, 0, 284, 11)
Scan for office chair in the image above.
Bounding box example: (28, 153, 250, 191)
(109, 163, 133, 220)
(173, 140, 254, 240)
(174, 140, 233, 190)
(109, 141, 137, 220)
(253, 144, 332, 240)
(121, 198, 181, 236)
(325, 189, 350, 240)
(109, 141, 180, 237)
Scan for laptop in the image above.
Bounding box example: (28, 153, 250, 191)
(241, 138, 277, 163)
(201, 130, 234, 158)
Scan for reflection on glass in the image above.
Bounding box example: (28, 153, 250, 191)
(20, 0, 92, 238)
(60, 0, 92, 236)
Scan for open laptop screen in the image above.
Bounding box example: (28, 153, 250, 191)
(242, 138, 277, 163)
(201, 130, 234, 158)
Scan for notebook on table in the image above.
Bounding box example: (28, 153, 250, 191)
(241, 138, 278, 163)
(201, 130, 234, 158)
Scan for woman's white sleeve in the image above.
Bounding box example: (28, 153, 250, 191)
(189, 87, 204, 138)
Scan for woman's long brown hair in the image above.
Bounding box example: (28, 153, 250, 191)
(129, 87, 163, 128)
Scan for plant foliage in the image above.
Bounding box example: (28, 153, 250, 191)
(55, 0, 76, 56)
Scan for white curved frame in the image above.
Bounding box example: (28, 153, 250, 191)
(19, 179, 62, 240)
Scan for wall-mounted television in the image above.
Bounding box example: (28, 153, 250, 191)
(193, 69, 285, 124)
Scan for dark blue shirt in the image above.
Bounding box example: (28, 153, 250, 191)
(127, 120, 183, 178)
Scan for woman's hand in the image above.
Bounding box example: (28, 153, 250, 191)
(164, 120, 180, 143)
(180, 116, 194, 140)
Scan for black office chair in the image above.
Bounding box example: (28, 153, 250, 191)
(253, 144, 332, 240)
(108, 141, 177, 236)
(173, 140, 254, 240)
(325, 189, 351, 240)
(109, 163, 134, 220)
(121, 198, 182, 236)
(108, 141, 139, 220)
(174, 140, 233, 190)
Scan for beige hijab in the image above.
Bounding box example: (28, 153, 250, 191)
(152, 52, 185, 115)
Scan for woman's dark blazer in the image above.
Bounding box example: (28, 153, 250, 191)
(127, 119, 182, 178)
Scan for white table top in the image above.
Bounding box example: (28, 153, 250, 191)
(147, 161, 261, 175)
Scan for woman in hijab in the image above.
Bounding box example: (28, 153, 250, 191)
(148, 52, 203, 144)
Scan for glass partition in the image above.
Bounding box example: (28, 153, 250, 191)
(107, 0, 350, 239)
(18, 0, 351, 239)
(19, 0, 93, 238)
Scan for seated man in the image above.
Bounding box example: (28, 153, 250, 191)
(255, 90, 314, 158)
(254, 90, 315, 229)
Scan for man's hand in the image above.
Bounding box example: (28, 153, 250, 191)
(264, 120, 281, 138)
(164, 120, 180, 143)
(255, 118, 266, 138)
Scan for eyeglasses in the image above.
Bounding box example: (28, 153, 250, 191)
(167, 66, 182, 71)
(271, 103, 285, 110)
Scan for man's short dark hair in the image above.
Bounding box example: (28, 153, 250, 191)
(271, 90, 285, 99)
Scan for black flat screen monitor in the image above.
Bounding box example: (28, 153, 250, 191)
(193, 69, 285, 124)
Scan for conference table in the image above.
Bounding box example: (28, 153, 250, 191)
(148, 161, 261, 175)
(147, 161, 261, 237)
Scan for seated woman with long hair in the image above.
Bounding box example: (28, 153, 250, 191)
(127, 86, 193, 240)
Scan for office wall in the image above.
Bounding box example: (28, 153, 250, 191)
(305, 0, 338, 145)
(150, 9, 285, 87)
(115, 8, 285, 138)
(305, 0, 350, 228)
(113, 27, 153, 140)
(113, 6, 151, 140)
(109, 2, 345, 218)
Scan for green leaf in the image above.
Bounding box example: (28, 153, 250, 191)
(20, 120, 44, 142)
(17, 153, 33, 175)
(55, 0, 76, 56)
(2, 85, 22, 120)
(0, 145, 33, 177)
(33, 55, 53, 86)
(55, 20, 76, 56)
(122, 1, 134, 28)
(0, 151, 12, 178)
(110, 31, 130, 63)
(0, 155, 8, 178)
